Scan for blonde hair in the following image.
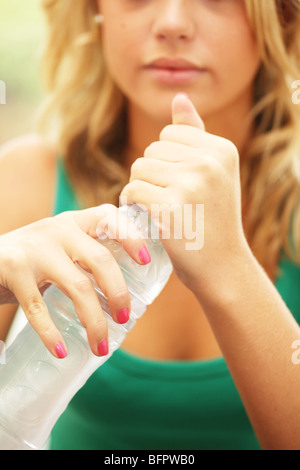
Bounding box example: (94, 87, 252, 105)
(243, 0, 300, 278)
(39, 0, 300, 280)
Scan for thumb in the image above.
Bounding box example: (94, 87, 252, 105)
(172, 93, 205, 130)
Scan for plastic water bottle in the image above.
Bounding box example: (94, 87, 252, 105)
(0, 205, 173, 450)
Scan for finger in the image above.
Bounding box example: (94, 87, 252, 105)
(11, 270, 68, 359)
(172, 93, 205, 130)
(159, 124, 212, 148)
(46, 253, 110, 357)
(64, 234, 133, 326)
(144, 141, 204, 162)
(129, 157, 176, 187)
(120, 180, 167, 211)
(66, 204, 152, 266)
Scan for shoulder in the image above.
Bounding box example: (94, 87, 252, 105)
(0, 133, 58, 233)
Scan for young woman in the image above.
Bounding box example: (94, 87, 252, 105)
(0, 0, 300, 450)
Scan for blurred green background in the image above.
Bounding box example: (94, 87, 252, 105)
(0, 0, 46, 144)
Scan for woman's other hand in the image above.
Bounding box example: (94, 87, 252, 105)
(121, 94, 250, 293)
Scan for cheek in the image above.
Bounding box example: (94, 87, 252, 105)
(209, 19, 260, 90)
(102, 22, 138, 82)
(230, 10, 260, 76)
(222, 36, 259, 77)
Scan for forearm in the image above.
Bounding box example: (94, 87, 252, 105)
(194, 249, 300, 450)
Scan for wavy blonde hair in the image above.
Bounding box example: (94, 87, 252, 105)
(39, 0, 300, 280)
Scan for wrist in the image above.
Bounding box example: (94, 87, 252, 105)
(191, 239, 259, 311)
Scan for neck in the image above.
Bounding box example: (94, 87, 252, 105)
(204, 91, 254, 159)
(124, 105, 165, 171)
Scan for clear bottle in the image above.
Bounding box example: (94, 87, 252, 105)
(0, 205, 173, 450)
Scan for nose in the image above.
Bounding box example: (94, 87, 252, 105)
(152, 0, 195, 43)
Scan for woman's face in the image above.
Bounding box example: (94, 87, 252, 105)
(97, 0, 261, 126)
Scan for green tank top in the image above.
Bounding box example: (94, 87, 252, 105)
(50, 158, 300, 450)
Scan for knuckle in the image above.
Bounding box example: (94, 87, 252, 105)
(220, 140, 239, 169)
(186, 157, 210, 174)
(54, 210, 73, 222)
(230, 147, 239, 169)
(97, 247, 115, 265)
(130, 157, 144, 177)
(41, 324, 56, 341)
(175, 167, 201, 194)
(96, 203, 117, 219)
(144, 142, 159, 158)
(37, 215, 68, 237)
(109, 286, 130, 303)
(72, 275, 94, 294)
(93, 248, 115, 266)
(86, 316, 107, 334)
(94, 318, 107, 331)
(181, 179, 200, 199)
(198, 159, 218, 182)
(3, 247, 27, 271)
(131, 179, 142, 191)
(25, 297, 45, 319)
(124, 180, 141, 195)
(224, 139, 238, 155)
(120, 180, 142, 204)
(159, 124, 174, 141)
(36, 216, 57, 231)
(97, 204, 119, 234)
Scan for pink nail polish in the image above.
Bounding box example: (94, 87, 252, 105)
(117, 307, 129, 324)
(139, 246, 151, 265)
(55, 342, 67, 359)
(98, 338, 109, 357)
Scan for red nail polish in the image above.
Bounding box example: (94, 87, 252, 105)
(117, 308, 129, 324)
(139, 246, 151, 265)
(98, 338, 109, 357)
(55, 342, 67, 359)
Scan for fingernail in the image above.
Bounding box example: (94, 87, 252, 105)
(176, 92, 189, 99)
(98, 338, 109, 357)
(117, 307, 129, 324)
(55, 342, 68, 359)
(139, 246, 151, 265)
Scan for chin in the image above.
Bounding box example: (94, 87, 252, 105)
(135, 94, 173, 124)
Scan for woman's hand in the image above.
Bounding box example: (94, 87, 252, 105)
(0, 205, 150, 358)
(121, 94, 250, 294)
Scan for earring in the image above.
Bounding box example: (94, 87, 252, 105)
(94, 14, 104, 25)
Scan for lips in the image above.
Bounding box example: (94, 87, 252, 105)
(147, 57, 201, 70)
(144, 57, 206, 86)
